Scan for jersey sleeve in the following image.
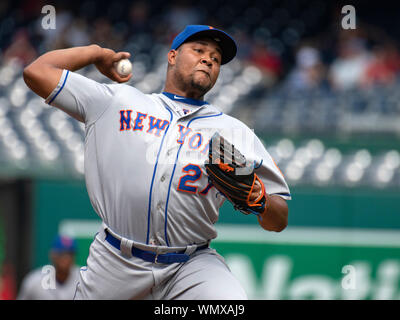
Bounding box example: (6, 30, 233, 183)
(253, 135, 291, 200)
(45, 69, 119, 125)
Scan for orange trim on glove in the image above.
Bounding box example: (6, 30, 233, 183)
(247, 174, 266, 207)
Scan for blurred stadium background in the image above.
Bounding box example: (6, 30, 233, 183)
(1, 0, 400, 299)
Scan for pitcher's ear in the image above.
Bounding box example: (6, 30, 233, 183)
(168, 49, 178, 66)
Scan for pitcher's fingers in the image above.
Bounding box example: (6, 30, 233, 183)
(253, 179, 261, 192)
(118, 73, 132, 83)
(113, 51, 131, 62)
(110, 69, 132, 83)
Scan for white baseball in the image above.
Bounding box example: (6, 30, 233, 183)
(115, 59, 132, 77)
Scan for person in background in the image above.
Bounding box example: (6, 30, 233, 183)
(360, 42, 400, 88)
(285, 45, 327, 91)
(17, 235, 80, 300)
(328, 37, 371, 90)
(3, 29, 37, 67)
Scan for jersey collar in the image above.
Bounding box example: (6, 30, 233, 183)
(162, 92, 209, 106)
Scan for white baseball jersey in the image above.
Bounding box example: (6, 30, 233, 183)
(17, 265, 80, 300)
(46, 70, 291, 248)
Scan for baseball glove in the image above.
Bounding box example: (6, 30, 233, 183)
(204, 133, 266, 215)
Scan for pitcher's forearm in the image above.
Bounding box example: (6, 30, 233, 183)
(257, 194, 288, 232)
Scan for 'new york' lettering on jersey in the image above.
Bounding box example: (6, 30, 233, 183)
(119, 109, 209, 155)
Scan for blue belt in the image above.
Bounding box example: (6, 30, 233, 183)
(105, 230, 208, 264)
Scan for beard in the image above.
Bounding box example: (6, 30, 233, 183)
(175, 69, 213, 97)
(190, 75, 212, 94)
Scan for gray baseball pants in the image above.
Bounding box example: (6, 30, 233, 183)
(74, 229, 247, 300)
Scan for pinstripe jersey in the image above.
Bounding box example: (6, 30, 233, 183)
(46, 70, 291, 247)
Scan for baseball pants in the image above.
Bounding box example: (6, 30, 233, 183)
(73, 229, 247, 300)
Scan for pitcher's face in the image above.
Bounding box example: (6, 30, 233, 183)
(169, 37, 222, 96)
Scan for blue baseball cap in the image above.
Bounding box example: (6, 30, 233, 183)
(171, 25, 237, 65)
(51, 235, 77, 253)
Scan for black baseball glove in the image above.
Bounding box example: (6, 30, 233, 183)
(204, 133, 266, 215)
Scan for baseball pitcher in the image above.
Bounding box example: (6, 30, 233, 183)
(23, 25, 291, 299)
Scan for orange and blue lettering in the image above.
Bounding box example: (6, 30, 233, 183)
(199, 182, 213, 195)
(200, 139, 210, 155)
(119, 110, 132, 131)
(177, 125, 192, 144)
(147, 116, 169, 136)
(133, 112, 147, 131)
(177, 164, 202, 194)
(188, 133, 202, 149)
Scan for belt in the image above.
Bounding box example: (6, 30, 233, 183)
(104, 230, 208, 264)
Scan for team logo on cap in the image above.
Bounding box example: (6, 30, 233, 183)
(61, 236, 73, 247)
